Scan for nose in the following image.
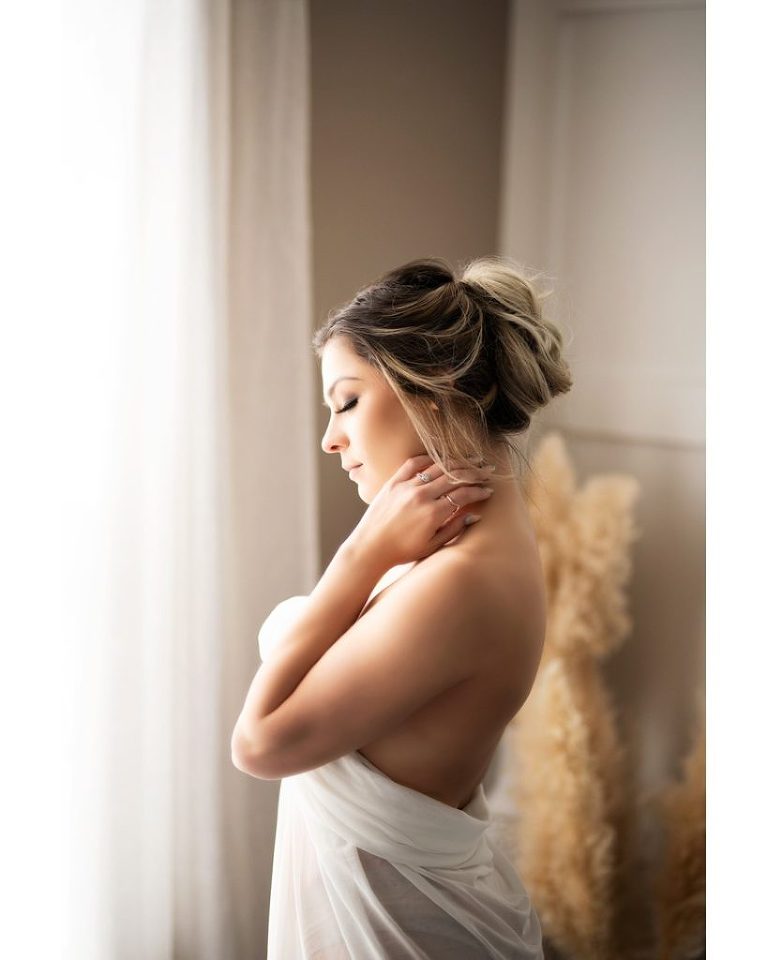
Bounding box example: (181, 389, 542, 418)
(320, 416, 347, 455)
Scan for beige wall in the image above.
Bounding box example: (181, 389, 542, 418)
(310, 0, 704, 815)
(309, 0, 509, 566)
(503, 0, 705, 794)
(308, 0, 704, 938)
(501, 4, 705, 936)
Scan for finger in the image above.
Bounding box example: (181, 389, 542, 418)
(401, 455, 475, 486)
(430, 512, 483, 550)
(439, 487, 494, 516)
(430, 467, 496, 496)
(391, 455, 435, 485)
(401, 454, 492, 485)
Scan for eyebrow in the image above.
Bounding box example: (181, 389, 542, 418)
(322, 376, 363, 406)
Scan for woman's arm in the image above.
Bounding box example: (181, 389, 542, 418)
(231, 535, 388, 762)
(232, 453, 491, 768)
(234, 552, 488, 780)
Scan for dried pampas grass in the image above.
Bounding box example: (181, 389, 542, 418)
(655, 706, 705, 960)
(511, 433, 641, 960)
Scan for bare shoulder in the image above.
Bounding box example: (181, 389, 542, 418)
(373, 545, 545, 677)
(366, 550, 494, 653)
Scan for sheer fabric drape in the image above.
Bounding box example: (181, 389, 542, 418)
(259, 595, 544, 959)
(57, 2, 313, 958)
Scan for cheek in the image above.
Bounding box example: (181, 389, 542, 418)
(372, 402, 412, 450)
(357, 398, 419, 481)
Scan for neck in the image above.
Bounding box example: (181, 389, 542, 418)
(457, 447, 529, 534)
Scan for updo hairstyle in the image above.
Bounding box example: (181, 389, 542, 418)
(311, 256, 573, 482)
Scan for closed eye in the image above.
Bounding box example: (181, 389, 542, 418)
(334, 398, 358, 415)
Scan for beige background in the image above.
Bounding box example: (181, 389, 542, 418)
(310, 0, 509, 565)
(504, 0, 705, 811)
(308, 1, 704, 941)
(310, 0, 704, 790)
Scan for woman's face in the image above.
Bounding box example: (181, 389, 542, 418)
(320, 336, 427, 503)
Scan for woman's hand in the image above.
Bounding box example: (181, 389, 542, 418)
(346, 454, 495, 569)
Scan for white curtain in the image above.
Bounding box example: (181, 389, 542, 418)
(7, 2, 314, 958)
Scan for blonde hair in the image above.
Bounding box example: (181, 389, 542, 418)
(312, 256, 573, 481)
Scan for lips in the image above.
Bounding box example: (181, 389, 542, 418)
(343, 463, 362, 472)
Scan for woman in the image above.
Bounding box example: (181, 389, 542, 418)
(232, 256, 573, 958)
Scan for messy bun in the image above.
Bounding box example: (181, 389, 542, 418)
(311, 255, 572, 481)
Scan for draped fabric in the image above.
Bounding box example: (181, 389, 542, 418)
(55, 2, 313, 957)
(258, 594, 543, 959)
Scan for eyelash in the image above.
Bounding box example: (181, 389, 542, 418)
(333, 398, 358, 415)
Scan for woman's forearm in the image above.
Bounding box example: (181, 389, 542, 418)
(234, 536, 388, 740)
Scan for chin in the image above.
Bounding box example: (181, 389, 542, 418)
(355, 477, 379, 505)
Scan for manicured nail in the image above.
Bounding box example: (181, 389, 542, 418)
(481, 486, 494, 495)
(464, 514, 481, 525)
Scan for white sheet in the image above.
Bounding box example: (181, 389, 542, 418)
(257, 593, 543, 959)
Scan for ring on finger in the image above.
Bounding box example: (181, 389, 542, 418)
(443, 494, 462, 519)
(416, 470, 432, 484)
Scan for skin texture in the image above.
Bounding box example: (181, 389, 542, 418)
(231, 335, 546, 806)
(320, 336, 431, 504)
(320, 334, 527, 535)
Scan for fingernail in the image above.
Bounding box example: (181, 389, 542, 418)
(486, 464, 496, 472)
(481, 486, 494, 495)
(464, 514, 481, 525)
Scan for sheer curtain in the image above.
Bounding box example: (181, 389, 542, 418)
(46, 2, 313, 958)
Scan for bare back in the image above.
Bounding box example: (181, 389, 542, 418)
(354, 507, 546, 810)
